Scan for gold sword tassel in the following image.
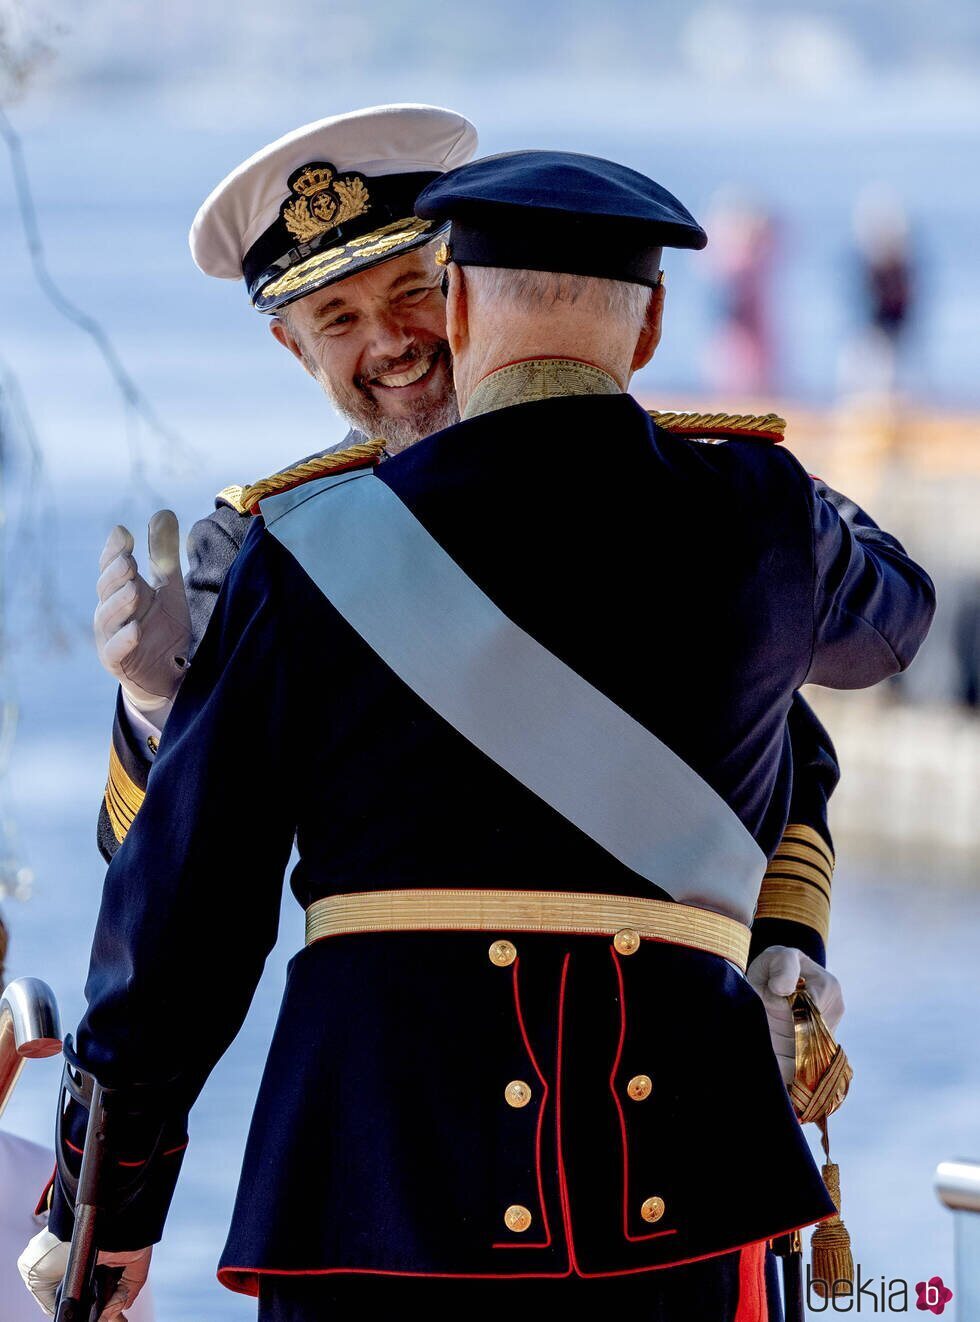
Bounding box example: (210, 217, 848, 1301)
(787, 976, 855, 1299)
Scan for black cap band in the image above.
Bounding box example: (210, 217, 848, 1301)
(448, 215, 664, 288)
(413, 150, 706, 289)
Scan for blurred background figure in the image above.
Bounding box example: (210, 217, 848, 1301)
(952, 575, 980, 710)
(701, 189, 780, 397)
(839, 184, 918, 402)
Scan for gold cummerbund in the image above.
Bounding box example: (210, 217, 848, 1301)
(304, 887, 752, 972)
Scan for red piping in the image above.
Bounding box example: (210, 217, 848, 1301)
(217, 1213, 836, 1298)
(491, 955, 552, 1249)
(608, 945, 677, 1243)
(553, 951, 582, 1272)
(217, 943, 839, 1294)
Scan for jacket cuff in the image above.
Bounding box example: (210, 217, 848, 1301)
(102, 688, 152, 848)
(49, 1129, 190, 1250)
(748, 916, 827, 969)
(751, 821, 833, 966)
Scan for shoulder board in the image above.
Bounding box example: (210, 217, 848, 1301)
(215, 438, 387, 517)
(215, 484, 249, 514)
(649, 410, 786, 444)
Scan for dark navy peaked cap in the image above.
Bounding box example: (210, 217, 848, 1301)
(415, 149, 707, 288)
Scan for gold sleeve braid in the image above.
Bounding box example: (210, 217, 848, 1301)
(104, 742, 147, 845)
(754, 823, 834, 945)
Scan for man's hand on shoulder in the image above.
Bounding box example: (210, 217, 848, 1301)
(95, 511, 192, 726)
(746, 944, 845, 1086)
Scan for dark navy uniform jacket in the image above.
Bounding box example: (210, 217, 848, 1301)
(56, 392, 934, 1293)
(98, 425, 841, 967)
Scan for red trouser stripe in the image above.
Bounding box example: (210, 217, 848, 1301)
(734, 1239, 768, 1322)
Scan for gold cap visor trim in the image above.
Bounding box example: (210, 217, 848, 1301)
(254, 216, 441, 312)
(305, 887, 751, 971)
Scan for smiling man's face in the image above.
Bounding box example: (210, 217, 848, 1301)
(270, 243, 459, 452)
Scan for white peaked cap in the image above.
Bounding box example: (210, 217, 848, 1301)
(189, 104, 478, 310)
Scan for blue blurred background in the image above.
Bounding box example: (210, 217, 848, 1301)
(0, 2, 978, 1317)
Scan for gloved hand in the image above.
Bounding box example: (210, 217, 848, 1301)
(745, 945, 845, 1087)
(17, 1226, 152, 1319)
(94, 511, 192, 726)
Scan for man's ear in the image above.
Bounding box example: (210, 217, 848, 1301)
(445, 264, 469, 359)
(630, 281, 665, 374)
(270, 316, 314, 376)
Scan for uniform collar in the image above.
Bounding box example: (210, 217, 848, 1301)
(462, 357, 622, 420)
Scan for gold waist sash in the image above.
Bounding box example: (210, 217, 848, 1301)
(304, 888, 751, 972)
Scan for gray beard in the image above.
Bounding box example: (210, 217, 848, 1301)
(313, 365, 460, 455)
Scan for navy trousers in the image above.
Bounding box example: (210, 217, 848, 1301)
(256, 1246, 785, 1319)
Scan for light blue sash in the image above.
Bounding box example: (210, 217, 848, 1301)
(261, 469, 765, 925)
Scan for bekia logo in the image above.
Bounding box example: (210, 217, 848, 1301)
(806, 1264, 954, 1313)
(915, 1277, 953, 1315)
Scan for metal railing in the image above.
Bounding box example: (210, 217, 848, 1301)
(0, 976, 62, 1120)
(935, 1158, 980, 1318)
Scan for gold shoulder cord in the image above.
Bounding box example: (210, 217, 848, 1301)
(649, 410, 786, 442)
(214, 438, 387, 517)
(241, 438, 386, 512)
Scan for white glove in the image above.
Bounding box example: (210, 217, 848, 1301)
(745, 945, 845, 1087)
(94, 511, 192, 725)
(18, 1226, 152, 1319)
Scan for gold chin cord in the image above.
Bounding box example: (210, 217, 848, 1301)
(788, 976, 855, 1299)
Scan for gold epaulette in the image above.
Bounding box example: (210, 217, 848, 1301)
(215, 438, 387, 517)
(216, 484, 250, 514)
(649, 410, 786, 444)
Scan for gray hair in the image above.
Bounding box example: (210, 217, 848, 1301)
(464, 265, 653, 334)
(273, 303, 295, 334)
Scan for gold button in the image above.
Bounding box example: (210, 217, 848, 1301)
(613, 928, 641, 956)
(504, 1080, 532, 1108)
(504, 1204, 533, 1232)
(640, 1195, 666, 1223)
(489, 939, 517, 967)
(626, 1074, 653, 1101)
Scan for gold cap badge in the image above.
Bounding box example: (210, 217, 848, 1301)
(282, 162, 371, 244)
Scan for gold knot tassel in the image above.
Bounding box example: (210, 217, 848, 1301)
(787, 977, 856, 1299)
(809, 1159, 854, 1298)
